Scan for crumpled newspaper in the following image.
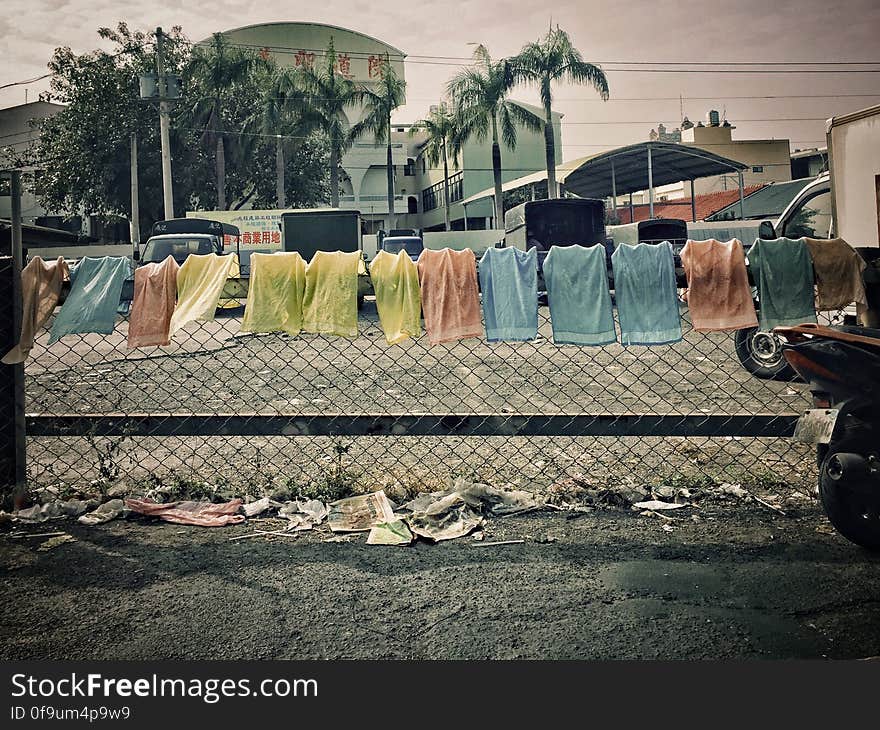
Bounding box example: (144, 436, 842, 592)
(400, 479, 542, 542)
(328, 491, 395, 533)
(279, 499, 329, 531)
(78, 499, 127, 525)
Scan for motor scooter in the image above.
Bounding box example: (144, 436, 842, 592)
(775, 323, 880, 549)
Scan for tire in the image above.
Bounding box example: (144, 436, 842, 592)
(734, 326, 797, 381)
(357, 293, 365, 310)
(818, 435, 880, 551)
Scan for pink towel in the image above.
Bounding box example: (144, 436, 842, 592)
(128, 256, 179, 348)
(125, 498, 244, 526)
(681, 239, 758, 332)
(417, 248, 482, 345)
(2, 256, 69, 364)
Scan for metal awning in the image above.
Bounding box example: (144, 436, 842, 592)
(461, 141, 750, 219)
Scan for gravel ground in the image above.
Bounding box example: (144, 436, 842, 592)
(2, 502, 879, 660)
(22, 301, 815, 494)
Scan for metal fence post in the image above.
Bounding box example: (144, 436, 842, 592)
(1, 170, 27, 497)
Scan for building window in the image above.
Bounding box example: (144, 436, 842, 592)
(752, 165, 764, 173)
(421, 171, 463, 212)
(404, 158, 415, 176)
(421, 156, 426, 174)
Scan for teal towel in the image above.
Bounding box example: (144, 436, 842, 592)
(611, 242, 682, 345)
(478, 247, 538, 342)
(544, 244, 616, 345)
(49, 256, 132, 344)
(748, 237, 817, 330)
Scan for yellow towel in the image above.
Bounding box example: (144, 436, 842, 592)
(302, 250, 361, 338)
(369, 250, 422, 344)
(241, 252, 306, 336)
(169, 253, 239, 336)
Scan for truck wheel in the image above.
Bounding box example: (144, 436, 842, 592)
(819, 436, 880, 551)
(357, 293, 365, 310)
(733, 326, 797, 381)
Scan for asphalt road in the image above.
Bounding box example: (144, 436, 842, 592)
(3, 504, 879, 660)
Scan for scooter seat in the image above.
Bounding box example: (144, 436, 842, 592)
(775, 323, 880, 348)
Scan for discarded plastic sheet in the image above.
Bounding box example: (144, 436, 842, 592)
(367, 519, 413, 546)
(242, 497, 279, 518)
(12, 498, 99, 523)
(632, 500, 688, 511)
(125, 498, 245, 527)
(328, 491, 395, 533)
(78, 499, 126, 525)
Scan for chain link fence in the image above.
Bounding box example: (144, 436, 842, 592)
(15, 273, 824, 501)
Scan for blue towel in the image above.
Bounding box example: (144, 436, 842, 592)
(49, 256, 132, 344)
(748, 237, 817, 330)
(478, 247, 538, 342)
(544, 244, 616, 345)
(611, 242, 682, 345)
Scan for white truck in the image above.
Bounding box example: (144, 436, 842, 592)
(734, 103, 880, 379)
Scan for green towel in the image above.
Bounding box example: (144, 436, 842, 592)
(49, 256, 132, 344)
(748, 238, 817, 330)
(544, 244, 616, 345)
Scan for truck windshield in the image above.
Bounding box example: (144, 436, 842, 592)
(383, 238, 424, 256)
(142, 237, 215, 262)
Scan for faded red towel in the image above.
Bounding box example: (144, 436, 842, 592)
(416, 248, 482, 345)
(128, 256, 180, 348)
(681, 239, 758, 332)
(125, 498, 244, 526)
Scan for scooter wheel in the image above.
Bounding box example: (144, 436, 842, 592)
(819, 446, 880, 551)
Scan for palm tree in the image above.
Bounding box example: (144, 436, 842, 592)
(297, 38, 364, 207)
(513, 26, 609, 199)
(187, 33, 261, 210)
(355, 55, 405, 218)
(447, 45, 542, 228)
(409, 105, 459, 231)
(255, 66, 322, 208)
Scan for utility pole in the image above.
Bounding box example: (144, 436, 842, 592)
(156, 27, 174, 220)
(130, 132, 140, 250)
(9, 170, 27, 492)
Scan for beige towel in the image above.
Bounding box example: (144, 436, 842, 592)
(302, 250, 361, 338)
(417, 248, 482, 345)
(128, 256, 179, 348)
(804, 237, 867, 311)
(2, 256, 69, 364)
(168, 253, 239, 336)
(681, 239, 757, 332)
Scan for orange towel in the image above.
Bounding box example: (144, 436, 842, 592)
(417, 248, 482, 345)
(680, 239, 757, 332)
(803, 237, 867, 311)
(2, 256, 69, 364)
(127, 256, 179, 348)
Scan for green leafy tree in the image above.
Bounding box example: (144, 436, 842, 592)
(185, 33, 265, 210)
(513, 25, 609, 199)
(355, 55, 406, 217)
(247, 132, 331, 209)
(12, 23, 194, 236)
(409, 105, 459, 231)
(297, 38, 364, 207)
(250, 66, 327, 208)
(447, 45, 542, 227)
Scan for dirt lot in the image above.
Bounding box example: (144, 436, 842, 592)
(2, 503, 879, 660)
(22, 302, 816, 494)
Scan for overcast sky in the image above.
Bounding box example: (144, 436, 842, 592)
(2, 0, 879, 156)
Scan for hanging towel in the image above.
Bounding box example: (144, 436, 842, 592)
(803, 237, 867, 311)
(680, 239, 758, 332)
(168, 253, 239, 336)
(543, 244, 616, 345)
(241, 252, 307, 336)
(611, 242, 682, 345)
(748, 238, 817, 330)
(369, 250, 422, 345)
(478, 247, 538, 342)
(127, 256, 180, 348)
(416, 248, 482, 345)
(3, 256, 69, 363)
(48, 256, 132, 344)
(301, 250, 361, 338)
